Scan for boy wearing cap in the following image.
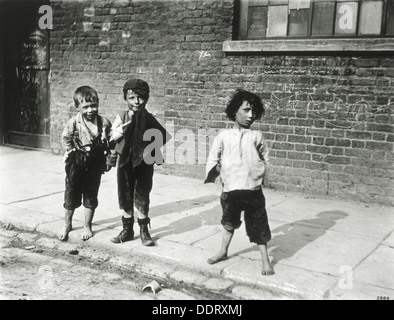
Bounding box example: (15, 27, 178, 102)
(109, 78, 170, 246)
(60, 86, 112, 242)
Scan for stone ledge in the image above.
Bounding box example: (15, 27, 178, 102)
(223, 38, 394, 53)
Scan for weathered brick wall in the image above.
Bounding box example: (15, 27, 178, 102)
(49, 0, 394, 206)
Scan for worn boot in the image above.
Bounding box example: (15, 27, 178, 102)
(110, 216, 134, 243)
(138, 217, 154, 246)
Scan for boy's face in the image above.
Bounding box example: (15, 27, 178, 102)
(235, 100, 256, 128)
(79, 99, 98, 121)
(126, 90, 146, 111)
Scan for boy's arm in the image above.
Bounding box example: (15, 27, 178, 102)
(257, 134, 270, 186)
(100, 117, 117, 168)
(110, 110, 134, 142)
(106, 145, 118, 168)
(101, 118, 117, 170)
(110, 114, 126, 142)
(62, 118, 75, 151)
(61, 118, 77, 163)
(204, 135, 222, 184)
(258, 134, 270, 165)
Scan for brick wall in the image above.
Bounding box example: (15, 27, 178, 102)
(49, 0, 394, 206)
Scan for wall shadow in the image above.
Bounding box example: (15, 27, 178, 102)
(151, 204, 222, 240)
(235, 210, 348, 265)
(92, 194, 219, 235)
(94, 198, 348, 262)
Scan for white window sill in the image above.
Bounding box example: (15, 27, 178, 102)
(223, 38, 394, 52)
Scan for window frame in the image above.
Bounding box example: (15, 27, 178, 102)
(226, 0, 394, 52)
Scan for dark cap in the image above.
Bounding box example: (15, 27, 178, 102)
(123, 78, 150, 98)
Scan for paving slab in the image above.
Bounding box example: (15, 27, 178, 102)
(222, 258, 339, 300)
(0, 204, 62, 232)
(269, 204, 394, 240)
(350, 244, 394, 289)
(268, 226, 383, 274)
(328, 281, 394, 300)
(232, 285, 293, 300)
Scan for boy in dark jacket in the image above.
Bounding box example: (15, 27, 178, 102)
(109, 78, 170, 246)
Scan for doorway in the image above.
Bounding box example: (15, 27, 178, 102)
(1, 1, 50, 149)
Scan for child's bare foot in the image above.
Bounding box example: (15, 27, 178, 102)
(59, 226, 72, 242)
(207, 254, 228, 265)
(82, 227, 93, 241)
(262, 260, 274, 275)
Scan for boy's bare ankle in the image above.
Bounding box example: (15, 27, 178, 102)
(59, 225, 72, 241)
(82, 226, 93, 241)
(261, 260, 274, 275)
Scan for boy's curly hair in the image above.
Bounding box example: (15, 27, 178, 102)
(73, 86, 99, 108)
(225, 89, 265, 121)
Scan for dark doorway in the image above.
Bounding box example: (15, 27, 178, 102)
(1, 1, 50, 149)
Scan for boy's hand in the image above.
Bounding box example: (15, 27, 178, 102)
(106, 151, 118, 167)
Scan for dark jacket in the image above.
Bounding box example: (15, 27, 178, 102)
(115, 109, 171, 168)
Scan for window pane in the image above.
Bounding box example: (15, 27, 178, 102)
(267, 5, 288, 37)
(386, 0, 394, 35)
(288, 9, 310, 36)
(359, 1, 383, 35)
(238, 0, 394, 40)
(312, 2, 335, 36)
(335, 1, 358, 35)
(247, 6, 268, 38)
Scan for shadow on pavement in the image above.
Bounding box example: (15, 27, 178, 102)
(152, 203, 222, 240)
(236, 210, 349, 264)
(92, 195, 219, 236)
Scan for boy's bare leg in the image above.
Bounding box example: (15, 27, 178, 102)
(258, 243, 274, 275)
(207, 229, 234, 264)
(59, 209, 74, 241)
(123, 209, 133, 219)
(82, 208, 95, 241)
(136, 209, 147, 220)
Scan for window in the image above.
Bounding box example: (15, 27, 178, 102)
(238, 0, 393, 39)
(224, 0, 394, 52)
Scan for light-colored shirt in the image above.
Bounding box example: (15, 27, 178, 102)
(62, 112, 111, 151)
(110, 111, 133, 142)
(205, 123, 270, 192)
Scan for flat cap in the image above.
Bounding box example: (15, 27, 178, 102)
(123, 78, 150, 97)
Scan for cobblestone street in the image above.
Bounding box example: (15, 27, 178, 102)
(0, 226, 232, 300)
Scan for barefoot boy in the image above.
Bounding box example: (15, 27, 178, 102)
(60, 86, 112, 241)
(204, 89, 274, 275)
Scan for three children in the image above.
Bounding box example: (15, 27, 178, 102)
(60, 82, 273, 275)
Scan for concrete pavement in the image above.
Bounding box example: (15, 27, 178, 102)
(0, 146, 393, 300)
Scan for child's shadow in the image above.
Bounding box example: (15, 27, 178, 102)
(93, 195, 218, 236)
(151, 204, 221, 240)
(237, 210, 348, 264)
